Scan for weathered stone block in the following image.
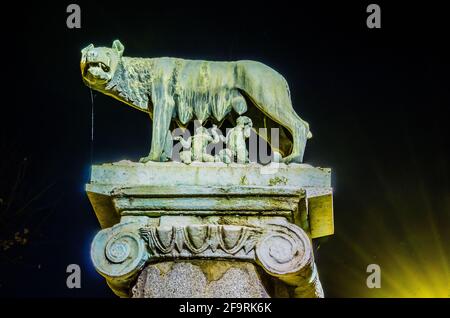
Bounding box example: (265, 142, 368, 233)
(132, 261, 269, 298)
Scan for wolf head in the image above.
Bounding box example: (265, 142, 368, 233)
(80, 40, 124, 90)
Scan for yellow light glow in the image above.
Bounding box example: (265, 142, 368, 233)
(318, 158, 449, 298)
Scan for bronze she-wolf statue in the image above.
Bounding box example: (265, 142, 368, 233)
(80, 40, 312, 163)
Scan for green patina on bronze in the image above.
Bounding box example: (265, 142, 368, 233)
(80, 40, 312, 163)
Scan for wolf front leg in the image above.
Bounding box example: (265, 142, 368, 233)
(140, 95, 175, 163)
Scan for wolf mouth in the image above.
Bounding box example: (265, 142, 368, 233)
(83, 62, 110, 77)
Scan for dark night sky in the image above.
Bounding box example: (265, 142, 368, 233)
(0, 1, 448, 297)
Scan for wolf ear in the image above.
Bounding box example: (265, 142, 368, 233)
(112, 40, 124, 57)
(81, 43, 94, 55)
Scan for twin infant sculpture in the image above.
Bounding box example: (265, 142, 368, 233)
(174, 116, 252, 164)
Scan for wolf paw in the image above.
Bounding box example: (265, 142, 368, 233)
(282, 154, 303, 164)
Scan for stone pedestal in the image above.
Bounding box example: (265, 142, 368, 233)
(132, 261, 270, 298)
(86, 161, 333, 298)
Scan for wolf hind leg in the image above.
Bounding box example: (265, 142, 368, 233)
(281, 112, 310, 163)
